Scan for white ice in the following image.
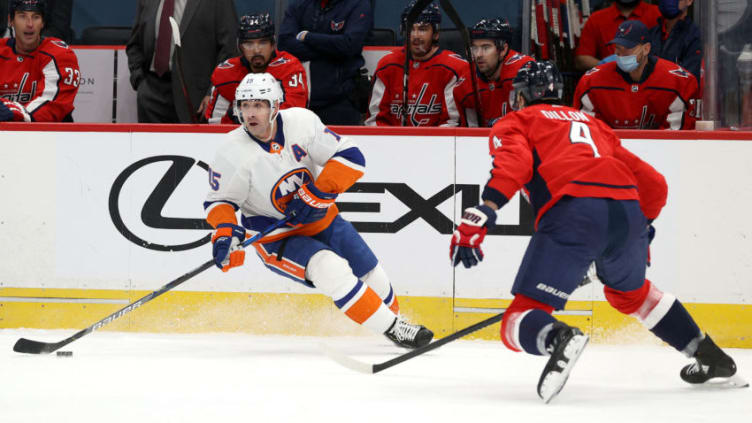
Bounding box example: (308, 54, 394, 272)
(1, 329, 750, 423)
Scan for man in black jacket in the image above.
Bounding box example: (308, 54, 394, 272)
(126, 0, 237, 123)
(278, 0, 372, 125)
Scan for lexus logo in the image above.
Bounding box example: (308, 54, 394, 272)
(109, 156, 534, 252)
(109, 155, 212, 251)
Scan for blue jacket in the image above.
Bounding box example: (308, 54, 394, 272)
(648, 17, 702, 90)
(278, 0, 373, 108)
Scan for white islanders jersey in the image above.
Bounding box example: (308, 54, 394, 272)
(204, 107, 364, 241)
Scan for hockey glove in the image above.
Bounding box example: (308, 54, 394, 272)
(450, 204, 497, 268)
(0, 98, 31, 122)
(284, 182, 337, 225)
(212, 223, 246, 272)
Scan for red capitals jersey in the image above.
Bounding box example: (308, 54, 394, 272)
(573, 57, 698, 130)
(365, 47, 469, 127)
(205, 51, 308, 124)
(484, 103, 667, 228)
(454, 49, 534, 127)
(0, 37, 80, 121)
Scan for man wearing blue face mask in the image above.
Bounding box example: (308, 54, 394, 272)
(648, 0, 702, 92)
(573, 20, 698, 130)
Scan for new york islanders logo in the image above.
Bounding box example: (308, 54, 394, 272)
(271, 168, 313, 213)
(330, 20, 345, 32)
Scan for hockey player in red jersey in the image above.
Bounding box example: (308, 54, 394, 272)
(365, 1, 469, 127)
(0, 0, 80, 122)
(454, 18, 534, 127)
(573, 20, 697, 130)
(450, 61, 745, 403)
(205, 13, 308, 124)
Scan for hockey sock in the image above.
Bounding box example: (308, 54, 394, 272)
(307, 251, 396, 333)
(333, 280, 396, 333)
(361, 264, 400, 313)
(501, 294, 556, 355)
(605, 280, 702, 356)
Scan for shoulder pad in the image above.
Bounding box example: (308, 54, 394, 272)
(448, 52, 468, 63)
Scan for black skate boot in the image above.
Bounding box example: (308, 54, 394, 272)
(680, 334, 748, 387)
(537, 322, 589, 403)
(384, 316, 434, 349)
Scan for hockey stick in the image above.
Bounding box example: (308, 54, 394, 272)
(168, 16, 199, 124)
(438, 0, 485, 127)
(402, 0, 433, 126)
(13, 216, 292, 354)
(323, 312, 504, 374)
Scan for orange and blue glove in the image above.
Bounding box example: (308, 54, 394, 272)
(212, 223, 246, 272)
(450, 204, 497, 268)
(285, 182, 337, 225)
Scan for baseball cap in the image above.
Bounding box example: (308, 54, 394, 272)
(608, 20, 649, 49)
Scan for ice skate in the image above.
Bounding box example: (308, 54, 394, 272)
(681, 334, 749, 388)
(385, 315, 434, 349)
(537, 322, 589, 403)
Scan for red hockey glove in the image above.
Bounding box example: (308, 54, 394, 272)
(212, 223, 246, 272)
(450, 205, 497, 268)
(284, 182, 337, 225)
(0, 98, 31, 122)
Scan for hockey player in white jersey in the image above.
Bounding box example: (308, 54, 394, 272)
(204, 73, 433, 348)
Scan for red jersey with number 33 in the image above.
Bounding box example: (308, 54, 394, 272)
(206, 51, 309, 124)
(0, 37, 80, 121)
(484, 103, 667, 227)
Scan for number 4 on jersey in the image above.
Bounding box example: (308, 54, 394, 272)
(569, 121, 600, 158)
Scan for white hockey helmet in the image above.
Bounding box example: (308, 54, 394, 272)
(234, 72, 284, 124)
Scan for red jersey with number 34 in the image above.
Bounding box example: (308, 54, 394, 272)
(0, 37, 80, 121)
(484, 103, 667, 227)
(206, 51, 309, 124)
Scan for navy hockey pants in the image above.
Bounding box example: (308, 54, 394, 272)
(512, 196, 649, 310)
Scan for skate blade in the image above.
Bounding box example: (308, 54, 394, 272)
(689, 374, 750, 390)
(539, 334, 590, 404)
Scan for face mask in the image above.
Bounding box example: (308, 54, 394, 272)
(659, 0, 682, 19)
(616, 54, 639, 72)
(615, 0, 640, 7)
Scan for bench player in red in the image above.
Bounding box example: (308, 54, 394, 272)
(205, 12, 308, 124)
(454, 17, 534, 127)
(0, 0, 80, 122)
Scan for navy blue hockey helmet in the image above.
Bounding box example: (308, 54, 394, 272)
(400, 1, 441, 35)
(238, 13, 275, 42)
(9, 0, 47, 18)
(470, 18, 512, 44)
(510, 61, 564, 109)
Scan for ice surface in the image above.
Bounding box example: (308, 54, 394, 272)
(1, 329, 750, 422)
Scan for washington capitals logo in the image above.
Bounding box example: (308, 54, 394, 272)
(505, 54, 525, 65)
(269, 57, 291, 67)
(0, 72, 36, 103)
(217, 60, 234, 69)
(271, 168, 313, 212)
(330, 20, 345, 32)
(390, 83, 442, 126)
(619, 24, 633, 36)
(669, 67, 691, 78)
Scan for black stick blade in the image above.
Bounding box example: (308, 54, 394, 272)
(13, 338, 58, 354)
